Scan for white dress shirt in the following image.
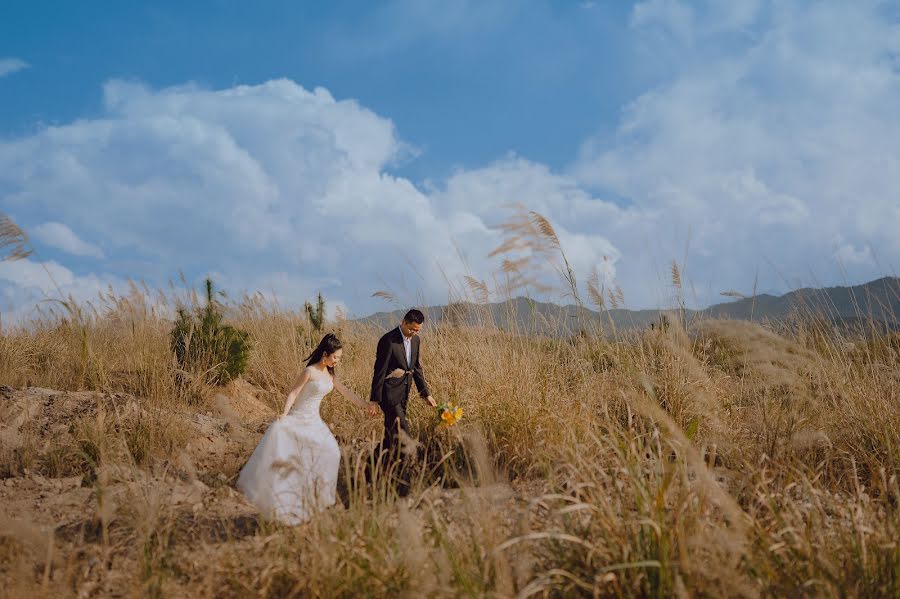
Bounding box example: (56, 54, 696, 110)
(398, 326, 412, 366)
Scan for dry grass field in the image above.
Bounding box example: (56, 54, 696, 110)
(1, 211, 899, 598)
(0, 280, 898, 599)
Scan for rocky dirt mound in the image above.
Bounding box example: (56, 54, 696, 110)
(0, 384, 524, 597)
(0, 385, 270, 594)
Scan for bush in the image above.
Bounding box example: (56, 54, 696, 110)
(171, 278, 250, 386)
(305, 292, 326, 332)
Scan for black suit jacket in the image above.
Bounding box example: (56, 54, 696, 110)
(370, 328, 430, 406)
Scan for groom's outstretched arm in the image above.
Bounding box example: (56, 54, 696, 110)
(412, 340, 431, 400)
(370, 334, 391, 404)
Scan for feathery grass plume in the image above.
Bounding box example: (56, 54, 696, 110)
(500, 256, 530, 274)
(371, 289, 397, 303)
(464, 275, 490, 304)
(490, 204, 583, 307)
(3, 271, 900, 596)
(607, 284, 626, 310)
(586, 282, 604, 310)
(671, 260, 688, 327)
(497, 256, 553, 297)
(720, 290, 747, 299)
(607, 288, 620, 310)
(614, 285, 625, 306)
(670, 260, 682, 290)
(588, 263, 622, 339)
(333, 304, 347, 322)
(529, 211, 561, 250)
(0, 213, 33, 262)
(488, 235, 525, 258)
(530, 210, 581, 306)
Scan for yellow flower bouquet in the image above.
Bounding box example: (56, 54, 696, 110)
(436, 402, 463, 428)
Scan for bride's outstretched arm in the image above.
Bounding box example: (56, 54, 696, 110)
(281, 368, 312, 417)
(333, 378, 369, 409)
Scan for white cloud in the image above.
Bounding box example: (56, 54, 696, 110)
(2, 79, 400, 260)
(0, 58, 29, 78)
(2, 1, 898, 319)
(575, 0, 900, 304)
(32, 222, 105, 258)
(0, 78, 631, 317)
(0, 258, 75, 292)
(0, 258, 128, 325)
(431, 157, 626, 294)
(0, 80, 549, 316)
(832, 236, 873, 267)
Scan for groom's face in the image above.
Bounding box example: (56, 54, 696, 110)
(400, 320, 422, 338)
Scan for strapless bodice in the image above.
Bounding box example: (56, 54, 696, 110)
(288, 372, 333, 421)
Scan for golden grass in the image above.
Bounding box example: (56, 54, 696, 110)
(2, 208, 898, 597)
(0, 281, 897, 598)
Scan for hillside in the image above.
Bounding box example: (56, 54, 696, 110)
(357, 277, 900, 334)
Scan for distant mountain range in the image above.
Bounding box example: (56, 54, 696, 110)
(355, 277, 900, 336)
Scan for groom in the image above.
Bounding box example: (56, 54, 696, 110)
(369, 309, 437, 462)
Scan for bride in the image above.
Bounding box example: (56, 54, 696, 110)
(237, 333, 369, 525)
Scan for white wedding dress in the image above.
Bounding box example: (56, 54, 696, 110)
(237, 371, 340, 525)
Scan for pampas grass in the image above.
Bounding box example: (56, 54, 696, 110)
(0, 214, 33, 262)
(1, 209, 898, 597)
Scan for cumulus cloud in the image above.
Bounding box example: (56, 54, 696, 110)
(32, 222, 105, 258)
(0, 58, 29, 78)
(832, 236, 873, 267)
(575, 0, 900, 302)
(2, 1, 898, 319)
(0, 258, 128, 324)
(0, 80, 418, 313)
(1, 79, 622, 318)
(431, 157, 626, 292)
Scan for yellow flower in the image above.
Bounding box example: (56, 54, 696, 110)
(437, 403, 462, 427)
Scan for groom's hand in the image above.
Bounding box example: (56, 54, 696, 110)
(425, 395, 437, 408)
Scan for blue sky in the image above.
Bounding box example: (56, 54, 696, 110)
(1, 1, 899, 321)
(1, 1, 640, 181)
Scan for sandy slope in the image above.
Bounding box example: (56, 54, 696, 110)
(0, 384, 522, 597)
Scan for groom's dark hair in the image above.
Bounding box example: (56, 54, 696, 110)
(403, 309, 425, 324)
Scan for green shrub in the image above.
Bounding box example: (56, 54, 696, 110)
(305, 291, 326, 332)
(171, 278, 250, 386)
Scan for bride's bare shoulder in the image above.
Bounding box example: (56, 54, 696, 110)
(303, 365, 329, 380)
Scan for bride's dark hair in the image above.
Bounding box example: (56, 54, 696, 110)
(305, 333, 343, 375)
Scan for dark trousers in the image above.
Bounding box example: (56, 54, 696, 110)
(376, 398, 414, 495)
(379, 398, 410, 460)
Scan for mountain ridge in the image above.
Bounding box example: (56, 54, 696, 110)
(353, 277, 900, 336)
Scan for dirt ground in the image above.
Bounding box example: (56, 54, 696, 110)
(0, 384, 526, 598)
